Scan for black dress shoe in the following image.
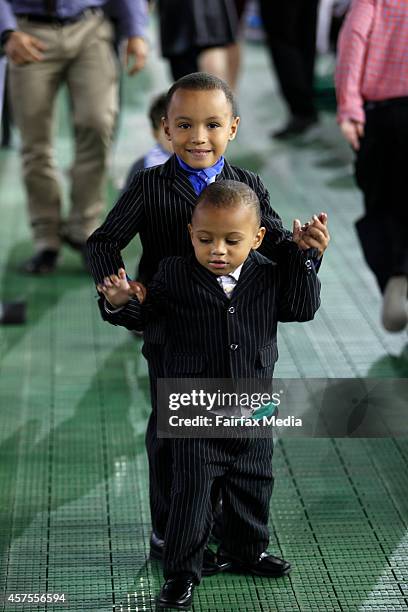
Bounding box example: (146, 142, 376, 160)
(272, 116, 318, 140)
(149, 532, 230, 576)
(201, 547, 232, 576)
(157, 576, 195, 610)
(21, 249, 59, 274)
(218, 550, 291, 577)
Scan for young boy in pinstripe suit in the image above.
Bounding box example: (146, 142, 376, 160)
(88, 72, 330, 587)
(97, 180, 322, 610)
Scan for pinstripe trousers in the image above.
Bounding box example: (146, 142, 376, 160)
(164, 437, 274, 583)
(144, 345, 173, 538)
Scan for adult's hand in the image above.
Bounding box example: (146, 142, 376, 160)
(124, 36, 147, 75)
(340, 119, 364, 151)
(4, 31, 47, 65)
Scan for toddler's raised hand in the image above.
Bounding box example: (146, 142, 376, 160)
(292, 213, 330, 258)
(97, 268, 139, 308)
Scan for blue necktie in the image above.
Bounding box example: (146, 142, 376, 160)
(176, 156, 225, 195)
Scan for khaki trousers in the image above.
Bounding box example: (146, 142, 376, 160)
(9, 12, 118, 250)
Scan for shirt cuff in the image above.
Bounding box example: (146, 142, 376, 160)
(104, 298, 126, 314)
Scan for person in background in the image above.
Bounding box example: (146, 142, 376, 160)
(123, 93, 172, 189)
(336, 0, 408, 332)
(258, 0, 319, 139)
(157, 0, 238, 84)
(0, 0, 148, 274)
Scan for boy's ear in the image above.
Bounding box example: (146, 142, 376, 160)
(229, 116, 240, 141)
(163, 117, 172, 141)
(252, 226, 266, 250)
(188, 223, 193, 239)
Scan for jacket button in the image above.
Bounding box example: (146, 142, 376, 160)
(228, 306, 235, 314)
(230, 343, 238, 351)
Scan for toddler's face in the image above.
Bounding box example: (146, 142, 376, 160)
(188, 204, 265, 275)
(163, 88, 240, 169)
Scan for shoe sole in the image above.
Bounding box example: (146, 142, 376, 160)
(225, 562, 292, 578)
(156, 597, 192, 610)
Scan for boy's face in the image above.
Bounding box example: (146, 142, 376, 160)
(163, 89, 240, 169)
(188, 204, 265, 275)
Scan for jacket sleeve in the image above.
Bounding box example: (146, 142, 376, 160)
(277, 242, 321, 322)
(96, 261, 168, 331)
(256, 174, 293, 259)
(256, 173, 323, 272)
(87, 176, 146, 285)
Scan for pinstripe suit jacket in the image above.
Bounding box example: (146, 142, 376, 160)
(87, 154, 292, 287)
(99, 249, 320, 379)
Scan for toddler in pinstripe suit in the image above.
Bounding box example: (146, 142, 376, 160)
(97, 180, 322, 610)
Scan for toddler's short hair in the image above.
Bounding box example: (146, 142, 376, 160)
(165, 72, 238, 117)
(149, 93, 167, 131)
(193, 180, 261, 226)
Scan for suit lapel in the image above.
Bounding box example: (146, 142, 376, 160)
(188, 252, 276, 303)
(231, 252, 276, 302)
(189, 256, 229, 302)
(161, 155, 199, 206)
(216, 158, 236, 181)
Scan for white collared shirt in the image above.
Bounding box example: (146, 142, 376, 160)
(216, 263, 243, 298)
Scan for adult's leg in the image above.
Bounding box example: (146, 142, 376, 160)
(258, 0, 317, 120)
(384, 104, 408, 280)
(8, 20, 65, 252)
(65, 14, 118, 244)
(199, 47, 229, 83)
(168, 50, 200, 81)
(355, 103, 408, 331)
(354, 107, 393, 292)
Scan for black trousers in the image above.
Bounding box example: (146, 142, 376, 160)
(167, 49, 200, 81)
(163, 437, 274, 583)
(258, 0, 318, 119)
(354, 100, 408, 292)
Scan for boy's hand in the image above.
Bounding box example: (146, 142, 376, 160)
(293, 213, 330, 258)
(97, 268, 146, 308)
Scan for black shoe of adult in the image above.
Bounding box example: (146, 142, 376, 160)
(218, 550, 291, 577)
(149, 532, 230, 576)
(157, 576, 195, 610)
(272, 116, 318, 140)
(21, 249, 59, 274)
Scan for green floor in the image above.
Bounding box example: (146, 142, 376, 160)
(0, 39, 407, 612)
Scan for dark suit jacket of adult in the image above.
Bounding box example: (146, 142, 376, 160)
(88, 154, 292, 285)
(98, 249, 321, 380)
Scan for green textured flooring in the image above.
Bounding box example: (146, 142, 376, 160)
(1, 36, 407, 612)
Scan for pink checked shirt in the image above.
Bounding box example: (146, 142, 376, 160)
(336, 0, 408, 123)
